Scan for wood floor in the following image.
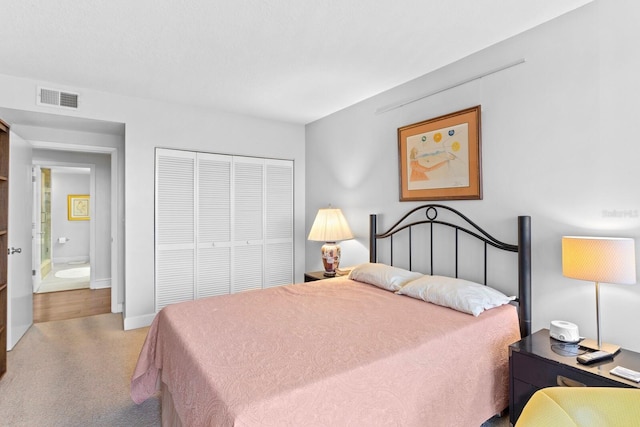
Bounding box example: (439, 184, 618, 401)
(33, 288, 111, 323)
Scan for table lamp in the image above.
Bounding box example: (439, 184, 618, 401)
(561, 236, 636, 354)
(308, 207, 354, 277)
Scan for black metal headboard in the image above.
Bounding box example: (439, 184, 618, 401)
(369, 204, 531, 337)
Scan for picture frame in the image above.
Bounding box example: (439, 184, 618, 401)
(67, 194, 90, 221)
(398, 105, 482, 201)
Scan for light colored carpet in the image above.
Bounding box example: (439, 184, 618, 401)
(0, 313, 510, 426)
(0, 313, 160, 426)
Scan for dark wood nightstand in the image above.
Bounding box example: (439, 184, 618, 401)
(509, 328, 640, 425)
(304, 270, 330, 282)
(304, 269, 353, 282)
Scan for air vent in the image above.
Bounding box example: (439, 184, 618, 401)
(37, 86, 79, 109)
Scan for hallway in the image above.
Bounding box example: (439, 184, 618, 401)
(33, 287, 110, 323)
(33, 261, 108, 323)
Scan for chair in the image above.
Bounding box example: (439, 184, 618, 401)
(516, 387, 640, 426)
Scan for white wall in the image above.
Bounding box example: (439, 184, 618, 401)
(306, 1, 640, 351)
(123, 104, 305, 329)
(49, 169, 90, 263)
(0, 79, 306, 331)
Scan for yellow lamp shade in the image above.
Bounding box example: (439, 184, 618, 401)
(308, 208, 353, 242)
(562, 236, 636, 285)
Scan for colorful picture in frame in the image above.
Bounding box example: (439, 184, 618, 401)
(398, 105, 482, 201)
(68, 194, 90, 221)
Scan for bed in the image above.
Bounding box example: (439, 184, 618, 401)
(131, 204, 532, 426)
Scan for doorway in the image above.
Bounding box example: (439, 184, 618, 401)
(33, 165, 92, 295)
(31, 154, 110, 323)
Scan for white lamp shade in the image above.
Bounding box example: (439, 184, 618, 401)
(562, 236, 636, 285)
(308, 208, 354, 242)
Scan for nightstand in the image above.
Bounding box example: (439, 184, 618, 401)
(509, 328, 640, 425)
(304, 270, 353, 282)
(304, 270, 330, 282)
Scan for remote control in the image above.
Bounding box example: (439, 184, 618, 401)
(610, 366, 640, 383)
(577, 350, 614, 365)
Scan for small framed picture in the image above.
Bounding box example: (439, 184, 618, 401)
(68, 194, 90, 221)
(398, 105, 482, 201)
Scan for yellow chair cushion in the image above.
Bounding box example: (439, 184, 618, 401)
(516, 387, 640, 427)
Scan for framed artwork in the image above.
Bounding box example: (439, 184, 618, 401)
(68, 194, 90, 221)
(398, 105, 482, 201)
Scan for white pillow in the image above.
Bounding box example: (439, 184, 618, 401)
(396, 275, 515, 316)
(348, 263, 423, 291)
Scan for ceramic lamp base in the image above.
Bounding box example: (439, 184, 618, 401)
(321, 242, 341, 277)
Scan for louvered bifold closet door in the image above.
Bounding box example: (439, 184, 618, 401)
(197, 153, 232, 298)
(232, 157, 264, 293)
(155, 149, 196, 311)
(264, 159, 293, 288)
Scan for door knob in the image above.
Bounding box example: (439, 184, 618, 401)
(8, 247, 22, 255)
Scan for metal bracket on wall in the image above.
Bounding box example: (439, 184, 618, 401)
(375, 58, 526, 114)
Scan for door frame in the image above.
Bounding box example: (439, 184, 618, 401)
(32, 162, 96, 291)
(30, 141, 120, 313)
(31, 165, 41, 292)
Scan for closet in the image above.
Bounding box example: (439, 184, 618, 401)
(0, 119, 8, 378)
(155, 149, 293, 310)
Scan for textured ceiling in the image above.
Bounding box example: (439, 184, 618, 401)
(1, 0, 592, 124)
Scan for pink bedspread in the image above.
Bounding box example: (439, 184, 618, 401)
(131, 278, 520, 426)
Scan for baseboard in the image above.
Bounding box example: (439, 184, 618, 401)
(124, 313, 156, 330)
(90, 278, 111, 289)
(53, 256, 90, 265)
